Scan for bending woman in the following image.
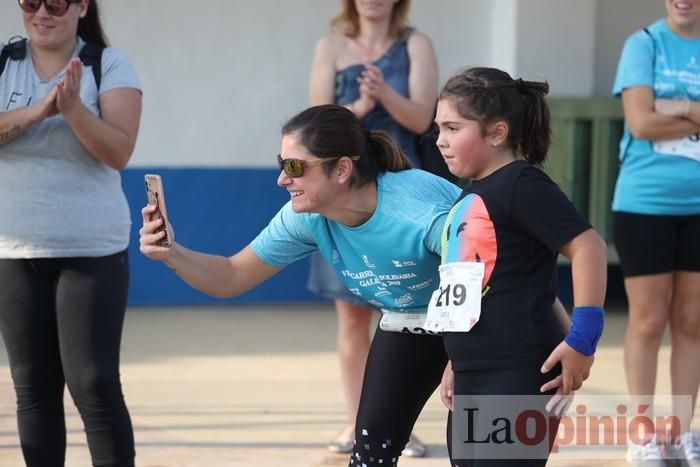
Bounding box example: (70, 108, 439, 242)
(308, 0, 438, 455)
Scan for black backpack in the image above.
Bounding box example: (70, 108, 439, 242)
(0, 37, 104, 89)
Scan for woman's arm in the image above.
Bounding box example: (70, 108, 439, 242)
(309, 35, 337, 106)
(0, 86, 59, 146)
(58, 58, 142, 170)
(655, 97, 700, 127)
(164, 243, 280, 299)
(622, 86, 700, 140)
(140, 205, 281, 298)
(358, 32, 438, 133)
(687, 101, 700, 126)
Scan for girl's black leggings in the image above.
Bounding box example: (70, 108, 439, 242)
(448, 364, 561, 467)
(0, 251, 135, 467)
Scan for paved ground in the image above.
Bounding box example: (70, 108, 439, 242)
(0, 304, 692, 466)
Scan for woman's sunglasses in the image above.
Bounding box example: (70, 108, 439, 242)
(277, 154, 340, 178)
(18, 0, 82, 17)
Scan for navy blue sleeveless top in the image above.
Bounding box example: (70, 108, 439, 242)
(334, 28, 420, 166)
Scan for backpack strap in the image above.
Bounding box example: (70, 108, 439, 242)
(1, 37, 104, 90)
(78, 42, 104, 90)
(0, 37, 28, 77)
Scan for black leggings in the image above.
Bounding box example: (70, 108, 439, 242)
(349, 326, 448, 467)
(448, 364, 561, 467)
(0, 252, 134, 467)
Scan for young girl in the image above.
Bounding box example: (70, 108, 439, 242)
(434, 67, 607, 466)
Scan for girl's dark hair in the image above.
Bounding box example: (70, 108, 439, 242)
(77, 0, 108, 48)
(282, 105, 412, 188)
(439, 67, 551, 165)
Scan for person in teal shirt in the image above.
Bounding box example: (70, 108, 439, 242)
(141, 104, 456, 466)
(612, 2, 700, 465)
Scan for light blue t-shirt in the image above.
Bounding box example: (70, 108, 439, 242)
(251, 169, 461, 313)
(612, 19, 700, 215)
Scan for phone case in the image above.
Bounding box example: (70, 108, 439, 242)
(144, 174, 173, 248)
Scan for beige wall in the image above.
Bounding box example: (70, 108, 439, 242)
(0, 0, 662, 167)
(593, 0, 664, 96)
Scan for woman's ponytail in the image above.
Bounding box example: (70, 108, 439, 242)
(368, 130, 412, 173)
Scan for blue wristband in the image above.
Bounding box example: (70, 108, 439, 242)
(564, 306, 605, 356)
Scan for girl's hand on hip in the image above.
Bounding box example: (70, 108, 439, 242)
(540, 341, 594, 395)
(440, 361, 454, 411)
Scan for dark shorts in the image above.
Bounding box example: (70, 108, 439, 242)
(613, 211, 700, 277)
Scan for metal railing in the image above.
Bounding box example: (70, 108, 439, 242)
(545, 98, 624, 263)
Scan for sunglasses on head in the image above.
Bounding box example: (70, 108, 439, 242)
(277, 154, 341, 178)
(18, 0, 82, 17)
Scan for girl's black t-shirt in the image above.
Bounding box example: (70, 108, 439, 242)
(441, 160, 592, 371)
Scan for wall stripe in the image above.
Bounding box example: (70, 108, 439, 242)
(122, 168, 322, 306)
(122, 168, 626, 307)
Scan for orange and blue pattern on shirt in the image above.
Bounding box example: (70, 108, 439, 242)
(441, 194, 497, 288)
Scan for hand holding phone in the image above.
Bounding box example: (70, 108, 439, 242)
(144, 174, 174, 248)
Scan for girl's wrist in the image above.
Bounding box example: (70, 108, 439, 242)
(564, 306, 605, 356)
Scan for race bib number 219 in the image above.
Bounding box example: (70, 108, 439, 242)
(424, 262, 485, 333)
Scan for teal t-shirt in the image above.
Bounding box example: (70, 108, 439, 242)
(251, 169, 460, 313)
(612, 18, 700, 215)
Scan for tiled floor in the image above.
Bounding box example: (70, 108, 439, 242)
(0, 304, 690, 466)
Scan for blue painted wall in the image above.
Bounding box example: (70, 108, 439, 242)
(122, 168, 625, 307)
(122, 168, 323, 306)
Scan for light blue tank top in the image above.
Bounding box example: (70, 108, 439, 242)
(334, 29, 419, 166)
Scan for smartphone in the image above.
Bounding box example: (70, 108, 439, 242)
(144, 174, 173, 248)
